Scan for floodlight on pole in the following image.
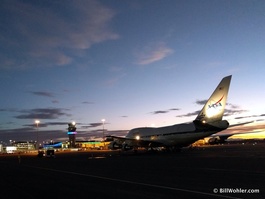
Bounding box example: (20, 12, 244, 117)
(35, 120, 40, 150)
(102, 119, 105, 148)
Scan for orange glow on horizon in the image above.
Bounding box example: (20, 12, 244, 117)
(229, 131, 265, 139)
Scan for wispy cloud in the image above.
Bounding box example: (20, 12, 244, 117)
(195, 100, 207, 105)
(223, 108, 248, 117)
(0, 108, 18, 112)
(136, 42, 174, 65)
(82, 101, 94, 105)
(30, 91, 55, 98)
(150, 108, 180, 115)
(23, 121, 73, 128)
(102, 66, 127, 87)
(52, 100, 59, 104)
(15, 108, 71, 119)
(82, 123, 104, 128)
(0, 0, 119, 70)
(234, 114, 265, 120)
(176, 111, 200, 118)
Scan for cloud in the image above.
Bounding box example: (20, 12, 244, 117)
(82, 101, 94, 104)
(0, 127, 68, 143)
(195, 100, 207, 105)
(234, 114, 265, 120)
(169, 108, 180, 111)
(226, 103, 241, 109)
(223, 108, 248, 117)
(176, 111, 200, 118)
(15, 108, 71, 119)
(136, 42, 174, 65)
(0, 108, 18, 112)
(152, 110, 169, 114)
(102, 67, 127, 87)
(151, 108, 180, 115)
(23, 121, 74, 128)
(30, 91, 55, 98)
(0, 0, 119, 70)
(82, 123, 103, 128)
(23, 123, 48, 128)
(52, 100, 59, 104)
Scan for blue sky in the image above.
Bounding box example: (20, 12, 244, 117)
(1, 0, 265, 143)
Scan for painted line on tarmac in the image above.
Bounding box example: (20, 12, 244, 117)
(24, 164, 242, 199)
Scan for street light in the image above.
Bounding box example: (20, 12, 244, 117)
(35, 120, 40, 150)
(101, 119, 105, 149)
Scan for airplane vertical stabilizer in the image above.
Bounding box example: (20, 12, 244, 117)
(195, 75, 232, 123)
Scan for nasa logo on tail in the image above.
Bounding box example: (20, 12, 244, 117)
(206, 94, 225, 118)
(208, 95, 224, 109)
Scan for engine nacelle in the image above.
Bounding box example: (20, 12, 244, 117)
(208, 137, 220, 145)
(108, 141, 122, 150)
(122, 143, 133, 151)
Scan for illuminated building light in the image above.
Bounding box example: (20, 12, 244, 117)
(67, 132, 77, 135)
(43, 142, 62, 148)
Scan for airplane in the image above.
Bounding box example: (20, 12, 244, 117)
(107, 75, 233, 151)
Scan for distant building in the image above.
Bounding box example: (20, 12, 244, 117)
(13, 141, 35, 151)
(75, 141, 110, 150)
(6, 146, 17, 153)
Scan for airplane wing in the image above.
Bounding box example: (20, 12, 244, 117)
(209, 121, 254, 137)
(205, 121, 257, 144)
(208, 130, 263, 144)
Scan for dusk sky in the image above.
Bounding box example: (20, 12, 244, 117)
(1, 0, 265, 144)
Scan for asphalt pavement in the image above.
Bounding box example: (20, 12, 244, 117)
(0, 143, 264, 199)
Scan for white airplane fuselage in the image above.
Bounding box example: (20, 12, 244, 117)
(125, 121, 228, 148)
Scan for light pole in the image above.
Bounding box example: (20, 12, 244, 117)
(101, 119, 105, 149)
(35, 120, 40, 150)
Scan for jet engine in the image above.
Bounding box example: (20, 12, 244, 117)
(122, 143, 133, 151)
(108, 141, 122, 150)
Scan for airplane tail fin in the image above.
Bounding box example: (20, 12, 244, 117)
(195, 75, 232, 124)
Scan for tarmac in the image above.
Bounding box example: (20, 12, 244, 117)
(0, 143, 264, 199)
